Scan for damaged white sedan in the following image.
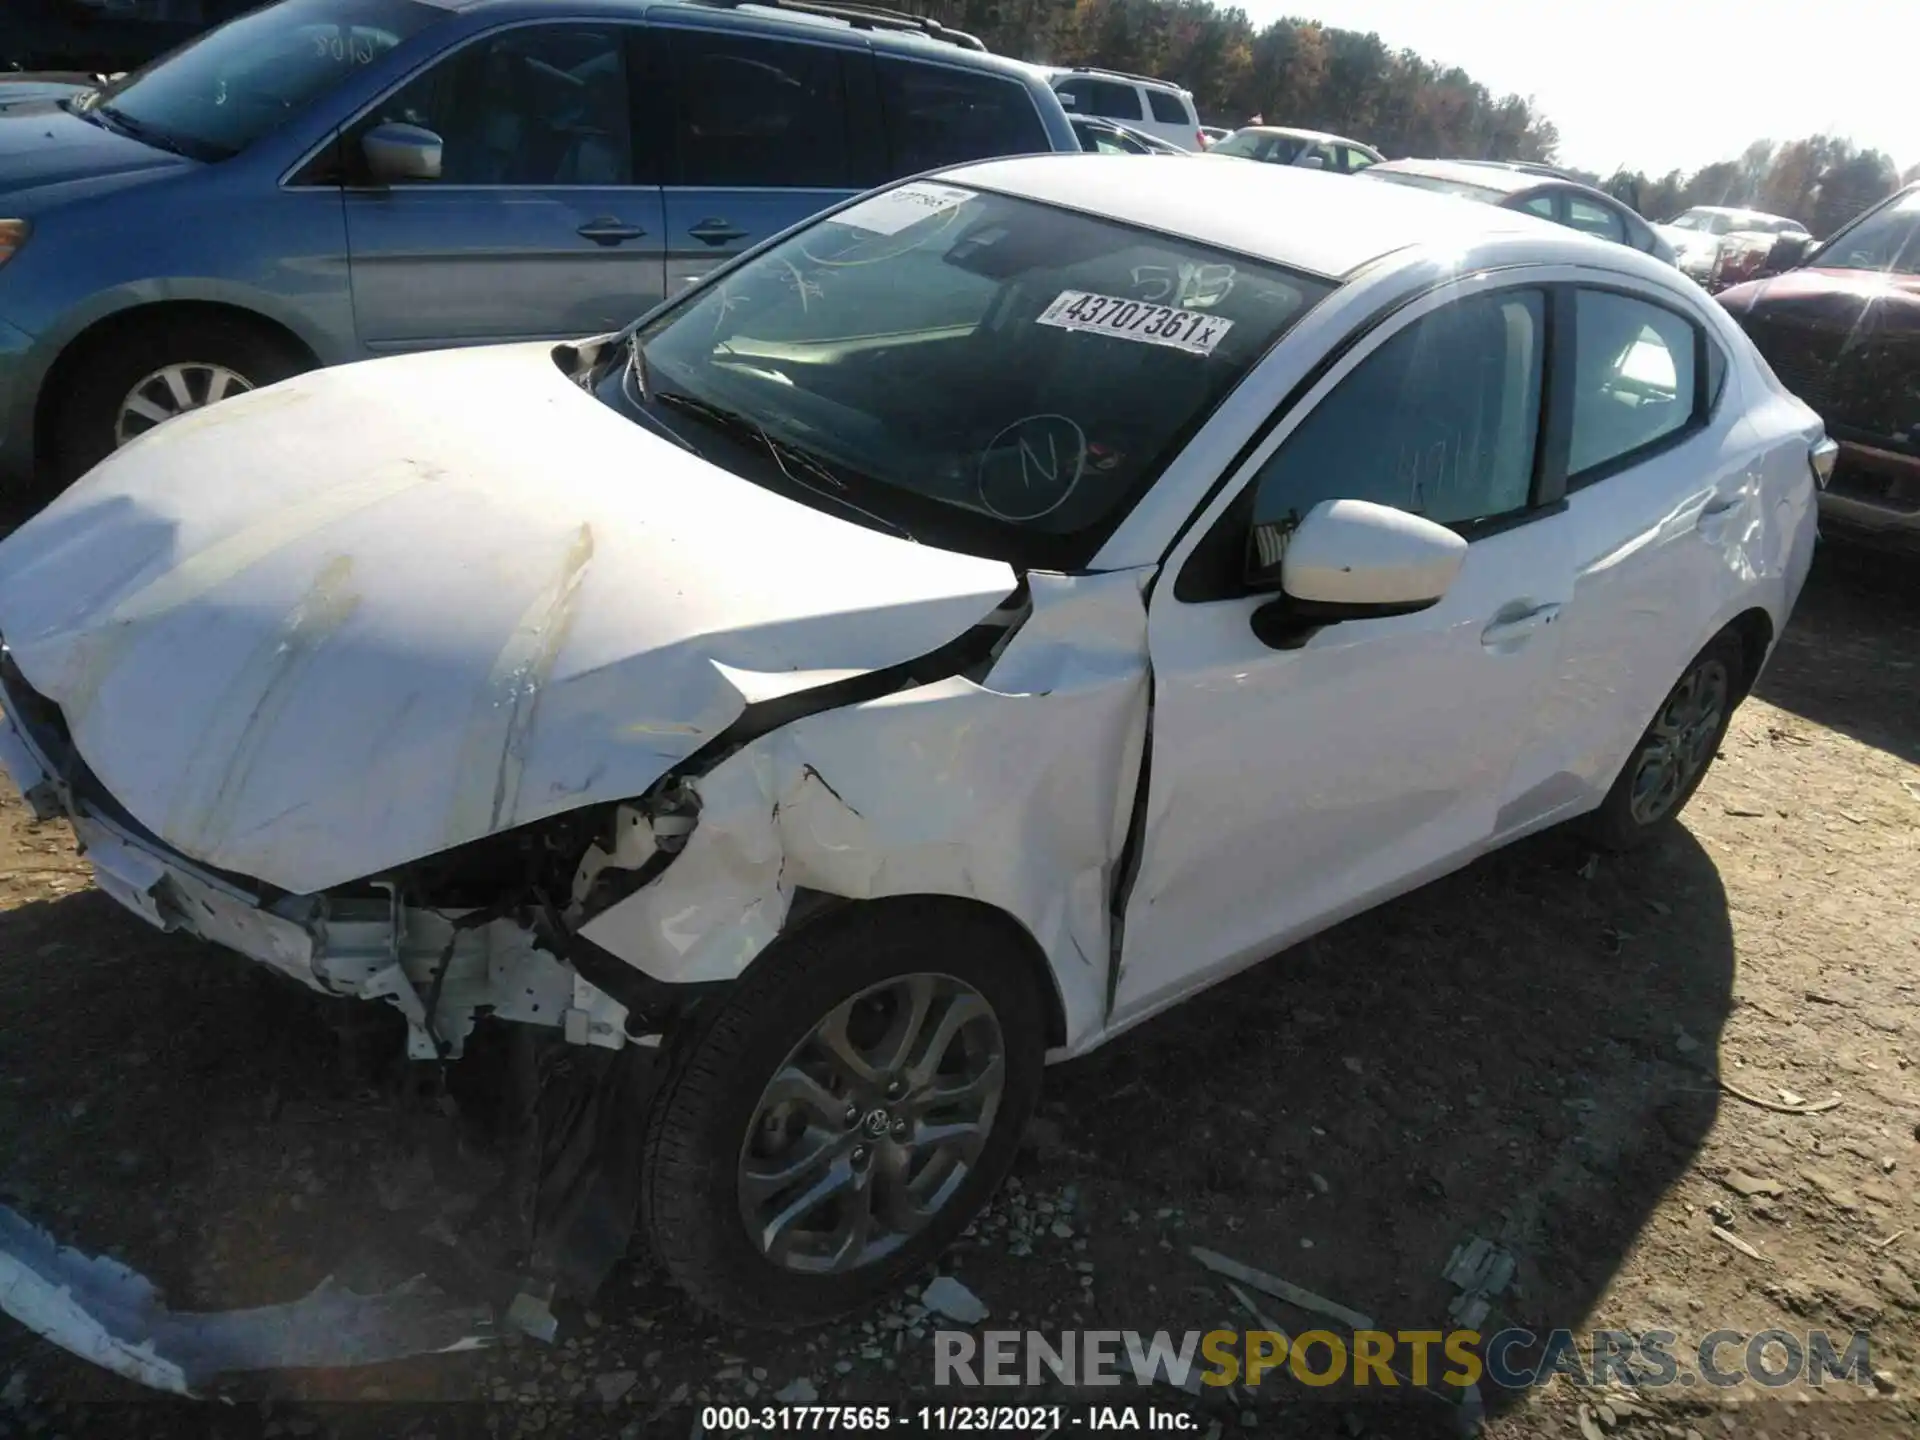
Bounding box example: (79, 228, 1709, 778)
(0, 156, 1826, 1331)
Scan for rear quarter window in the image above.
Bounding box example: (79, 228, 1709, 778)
(878, 58, 1049, 174)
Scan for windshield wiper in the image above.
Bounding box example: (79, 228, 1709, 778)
(650, 388, 916, 543)
(91, 104, 225, 161)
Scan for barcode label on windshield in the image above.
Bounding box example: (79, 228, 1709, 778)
(1036, 290, 1234, 356)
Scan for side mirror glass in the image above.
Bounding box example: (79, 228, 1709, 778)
(1247, 498, 1467, 619)
(362, 121, 442, 183)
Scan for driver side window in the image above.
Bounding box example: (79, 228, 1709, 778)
(1249, 289, 1547, 538)
(349, 25, 635, 186)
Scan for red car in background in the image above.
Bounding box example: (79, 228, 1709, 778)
(1717, 184, 1920, 552)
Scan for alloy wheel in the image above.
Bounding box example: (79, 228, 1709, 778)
(736, 972, 1006, 1276)
(114, 363, 254, 447)
(1628, 657, 1731, 825)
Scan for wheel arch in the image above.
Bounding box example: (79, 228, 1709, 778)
(750, 892, 1071, 1052)
(33, 300, 323, 470)
(1724, 605, 1776, 700)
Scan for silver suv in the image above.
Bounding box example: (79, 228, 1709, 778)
(1044, 65, 1202, 152)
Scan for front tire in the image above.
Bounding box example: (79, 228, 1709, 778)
(50, 316, 311, 487)
(1582, 629, 1745, 852)
(639, 900, 1046, 1328)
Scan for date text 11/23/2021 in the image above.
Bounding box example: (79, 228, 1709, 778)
(701, 1404, 1202, 1431)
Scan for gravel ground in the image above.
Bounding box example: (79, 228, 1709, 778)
(1, 546, 1915, 1440)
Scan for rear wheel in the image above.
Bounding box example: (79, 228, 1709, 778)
(1582, 629, 1744, 851)
(50, 316, 310, 487)
(639, 901, 1046, 1327)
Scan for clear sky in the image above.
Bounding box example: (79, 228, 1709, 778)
(1242, 0, 1911, 178)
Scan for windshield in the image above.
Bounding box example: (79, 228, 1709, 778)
(612, 183, 1331, 568)
(1208, 130, 1306, 163)
(1812, 191, 1920, 275)
(82, 0, 446, 161)
(1362, 170, 1505, 204)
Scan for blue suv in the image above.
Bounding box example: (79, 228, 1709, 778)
(0, 0, 1077, 494)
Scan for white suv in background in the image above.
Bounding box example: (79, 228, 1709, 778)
(1045, 65, 1204, 151)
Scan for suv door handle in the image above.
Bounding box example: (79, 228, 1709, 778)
(687, 218, 748, 245)
(1480, 602, 1561, 649)
(577, 217, 647, 245)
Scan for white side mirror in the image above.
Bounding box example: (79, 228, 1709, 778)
(1297, 153, 1326, 170)
(362, 122, 443, 183)
(1264, 498, 1467, 614)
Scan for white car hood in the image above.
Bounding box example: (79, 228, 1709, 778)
(0, 344, 1016, 893)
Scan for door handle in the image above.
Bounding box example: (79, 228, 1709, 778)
(577, 217, 647, 245)
(687, 218, 748, 245)
(1480, 602, 1561, 649)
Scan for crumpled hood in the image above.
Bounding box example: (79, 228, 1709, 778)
(0, 103, 188, 201)
(0, 344, 1016, 894)
(1717, 267, 1920, 337)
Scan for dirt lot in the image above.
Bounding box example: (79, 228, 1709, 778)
(1, 547, 1916, 1440)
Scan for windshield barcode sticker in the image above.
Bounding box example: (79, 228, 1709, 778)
(837, 183, 976, 237)
(1036, 290, 1234, 355)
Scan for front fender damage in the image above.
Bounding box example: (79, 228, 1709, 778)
(0, 572, 1154, 1392)
(576, 568, 1154, 1054)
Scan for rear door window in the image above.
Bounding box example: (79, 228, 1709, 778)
(1055, 75, 1143, 119)
(1146, 89, 1189, 125)
(668, 29, 853, 188)
(878, 58, 1048, 175)
(1568, 290, 1700, 480)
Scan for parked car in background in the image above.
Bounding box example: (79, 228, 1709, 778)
(0, 70, 99, 112)
(1197, 124, 1230, 147)
(1361, 158, 1677, 266)
(0, 0, 1078, 497)
(1657, 205, 1811, 293)
(1718, 183, 1920, 553)
(0, 155, 1824, 1347)
(1070, 113, 1186, 155)
(1448, 159, 1581, 181)
(1043, 65, 1204, 151)
(1203, 125, 1383, 174)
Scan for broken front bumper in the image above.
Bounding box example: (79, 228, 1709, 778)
(0, 661, 629, 1059)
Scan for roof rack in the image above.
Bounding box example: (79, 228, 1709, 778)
(1064, 64, 1183, 91)
(685, 0, 988, 51)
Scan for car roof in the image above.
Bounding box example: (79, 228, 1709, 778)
(452, 0, 1024, 70)
(1041, 65, 1191, 96)
(1372, 157, 1643, 215)
(1680, 205, 1801, 226)
(1369, 157, 1547, 195)
(939, 153, 1585, 279)
(1231, 125, 1369, 149)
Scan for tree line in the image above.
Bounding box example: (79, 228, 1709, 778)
(903, 0, 1910, 233)
(1589, 140, 1917, 237)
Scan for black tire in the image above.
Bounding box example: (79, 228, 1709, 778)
(50, 315, 311, 488)
(639, 898, 1046, 1328)
(1581, 628, 1746, 852)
